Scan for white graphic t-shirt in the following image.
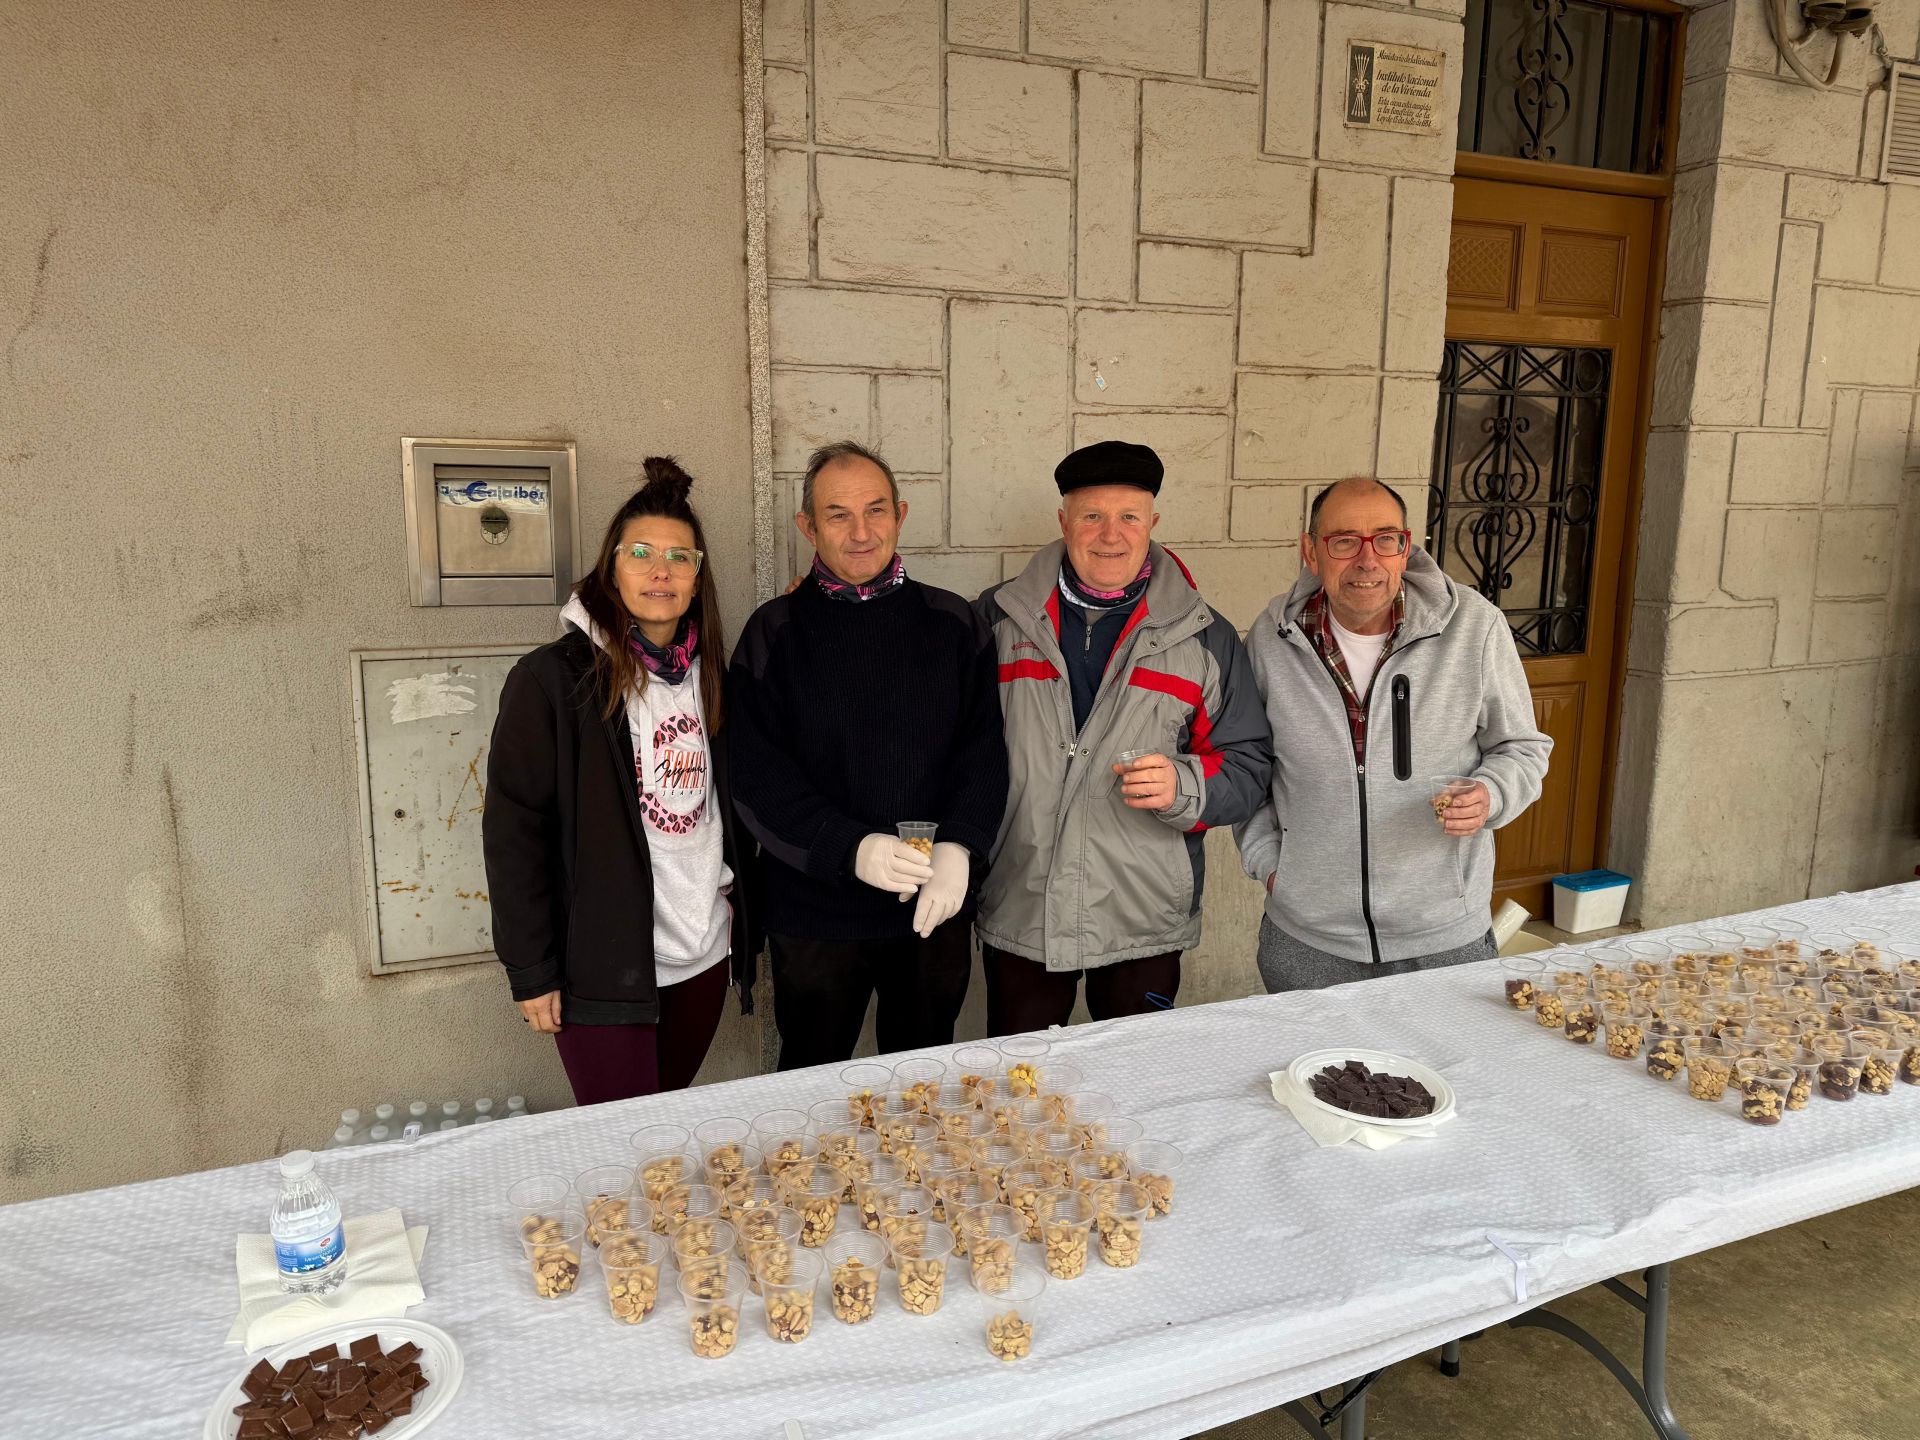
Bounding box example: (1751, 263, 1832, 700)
(628, 657, 733, 985)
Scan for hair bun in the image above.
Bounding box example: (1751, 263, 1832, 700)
(639, 455, 694, 506)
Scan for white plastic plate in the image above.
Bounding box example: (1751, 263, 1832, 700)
(1287, 1047, 1457, 1130)
(203, 1318, 461, 1440)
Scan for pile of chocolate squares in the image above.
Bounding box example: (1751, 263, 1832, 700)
(1307, 1059, 1437, 1119)
(232, 1335, 429, 1438)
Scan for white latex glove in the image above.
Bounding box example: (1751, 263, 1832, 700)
(854, 833, 935, 897)
(912, 842, 970, 938)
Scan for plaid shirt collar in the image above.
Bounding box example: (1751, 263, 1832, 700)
(1301, 586, 1405, 763)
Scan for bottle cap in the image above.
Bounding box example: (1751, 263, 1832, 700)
(473, 1098, 494, 1114)
(330, 1126, 354, 1145)
(474, 1114, 494, 1124)
(340, 1109, 361, 1127)
(369, 1125, 391, 1142)
(439, 1120, 459, 1131)
(375, 1104, 395, 1121)
(442, 1101, 460, 1117)
(409, 1102, 428, 1117)
(507, 1095, 526, 1112)
(280, 1150, 316, 1177)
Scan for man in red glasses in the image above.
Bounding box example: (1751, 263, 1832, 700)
(1234, 476, 1551, 990)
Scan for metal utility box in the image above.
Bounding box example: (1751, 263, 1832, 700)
(402, 438, 579, 605)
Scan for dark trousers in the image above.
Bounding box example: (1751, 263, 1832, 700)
(768, 921, 973, 1070)
(981, 943, 1182, 1035)
(551, 959, 729, 1106)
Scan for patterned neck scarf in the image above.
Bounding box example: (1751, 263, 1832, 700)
(812, 552, 906, 602)
(1059, 554, 1151, 611)
(627, 614, 698, 686)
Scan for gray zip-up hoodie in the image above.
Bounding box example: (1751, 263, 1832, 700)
(979, 541, 1273, 971)
(1234, 549, 1551, 964)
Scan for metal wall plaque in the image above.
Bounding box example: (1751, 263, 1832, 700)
(1344, 40, 1446, 136)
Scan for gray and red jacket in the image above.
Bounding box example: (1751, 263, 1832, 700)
(975, 541, 1273, 972)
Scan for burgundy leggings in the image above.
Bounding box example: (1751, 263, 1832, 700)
(551, 960, 729, 1107)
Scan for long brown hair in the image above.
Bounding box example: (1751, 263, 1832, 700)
(572, 457, 727, 731)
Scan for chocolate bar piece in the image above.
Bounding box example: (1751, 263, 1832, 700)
(371, 1377, 411, 1415)
(279, 1401, 316, 1436)
(274, 1356, 311, 1389)
(325, 1380, 371, 1421)
(349, 1335, 382, 1362)
(386, 1340, 421, 1367)
(236, 1421, 276, 1440)
(242, 1360, 278, 1401)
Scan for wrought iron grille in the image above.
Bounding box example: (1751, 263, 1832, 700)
(1427, 341, 1609, 657)
(1459, 0, 1672, 174)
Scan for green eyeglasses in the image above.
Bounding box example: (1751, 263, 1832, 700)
(620, 542, 704, 575)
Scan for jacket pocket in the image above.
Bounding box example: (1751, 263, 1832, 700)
(1077, 789, 1192, 947)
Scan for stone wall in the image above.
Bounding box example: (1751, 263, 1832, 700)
(1612, 0, 1920, 922)
(757, 0, 1466, 1013)
(760, 0, 1464, 620)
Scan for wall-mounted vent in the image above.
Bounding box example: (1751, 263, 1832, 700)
(1885, 63, 1920, 184)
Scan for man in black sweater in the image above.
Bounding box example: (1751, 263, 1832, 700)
(728, 440, 1009, 1069)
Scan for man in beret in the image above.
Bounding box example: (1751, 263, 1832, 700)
(973, 441, 1273, 1032)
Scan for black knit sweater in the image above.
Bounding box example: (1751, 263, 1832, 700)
(726, 575, 1010, 941)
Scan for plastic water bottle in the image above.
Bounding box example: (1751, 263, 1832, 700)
(440, 1101, 463, 1127)
(272, 1151, 347, 1295)
(373, 1102, 396, 1130)
(505, 1095, 528, 1119)
(471, 1098, 495, 1122)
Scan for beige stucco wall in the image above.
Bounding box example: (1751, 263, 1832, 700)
(1610, 0, 1920, 921)
(0, 0, 758, 1203)
(756, 0, 1466, 1029)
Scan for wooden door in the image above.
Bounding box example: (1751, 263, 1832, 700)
(1436, 178, 1656, 916)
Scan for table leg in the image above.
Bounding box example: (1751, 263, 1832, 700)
(1278, 1375, 1376, 1439)
(1438, 1337, 1461, 1378)
(1338, 1382, 1366, 1440)
(1506, 1263, 1692, 1440)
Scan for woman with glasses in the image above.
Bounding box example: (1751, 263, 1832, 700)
(483, 457, 755, 1105)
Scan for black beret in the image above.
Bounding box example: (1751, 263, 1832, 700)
(1054, 440, 1163, 496)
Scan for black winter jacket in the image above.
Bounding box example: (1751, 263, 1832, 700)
(483, 628, 757, 1025)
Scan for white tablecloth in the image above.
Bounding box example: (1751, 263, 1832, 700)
(6, 885, 1919, 1440)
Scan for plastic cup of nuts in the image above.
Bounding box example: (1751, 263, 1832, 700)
(853, 1153, 907, 1234)
(887, 1219, 956, 1316)
(1500, 957, 1546, 1011)
(672, 1215, 737, 1276)
(1122, 1140, 1180, 1218)
(1734, 1059, 1794, 1126)
(892, 1056, 947, 1116)
(979, 1260, 1048, 1363)
(1599, 1004, 1647, 1060)
(1035, 1060, 1085, 1121)
(1681, 1037, 1733, 1103)
(679, 1259, 748, 1359)
(573, 1164, 641, 1248)
(694, 1116, 754, 1174)
(1092, 1180, 1150, 1268)
(1429, 774, 1475, 824)
(781, 1162, 847, 1248)
(1071, 1147, 1130, 1195)
(895, 821, 938, 859)
(958, 1202, 1023, 1293)
(703, 1143, 764, 1219)
(1807, 1032, 1860, 1100)
(508, 1179, 586, 1301)
(949, 1045, 1003, 1097)
(1850, 1030, 1903, 1096)
(1036, 1187, 1095, 1280)
(1561, 992, 1600, 1045)
(839, 1062, 894, 1128)
(1003, 1164, 1050, 1242)
(1533, 984, 1569, 1031)
(876, 1184, 936, 1264)
(817, 1125, 880, 1194)
(998, 1036, 1050, 1099)
(1029, 1125, 1081, 1189)
(736, 1204, 802, 1295)
(943, 1179, 995, 1257)
(628, 1125, 695, 1229)
(822, 1230, 887, 1325)
(659, 1181, 720, 1250)
(601, 1227, 667, 1324)
(758, 1247, 823, 1344)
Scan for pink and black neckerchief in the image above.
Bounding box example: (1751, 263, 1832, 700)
(1058, 555, 1151, 611)
(627, 616, 699, 686)
(812, 552, 906, 602)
